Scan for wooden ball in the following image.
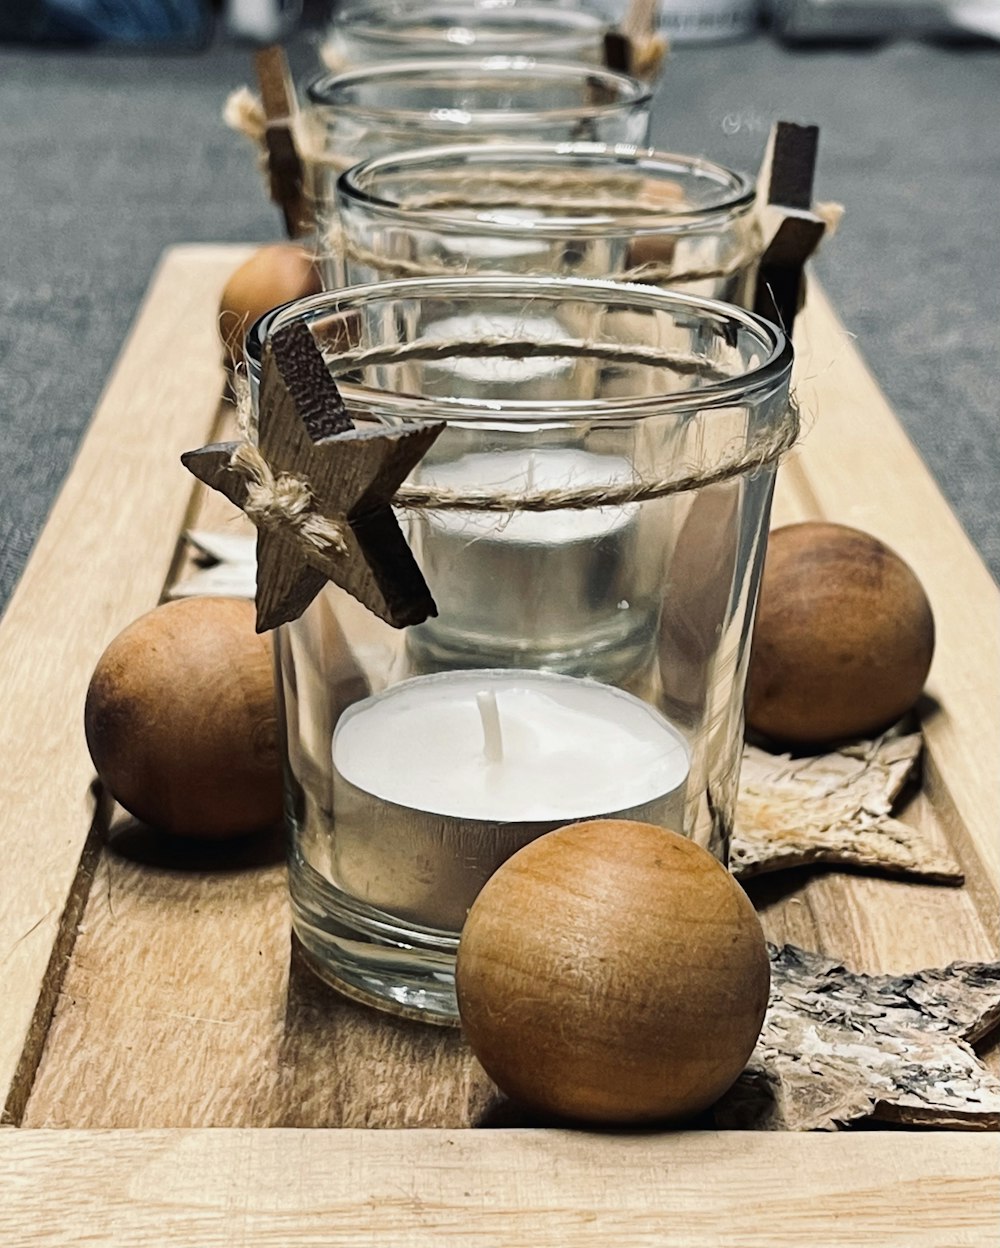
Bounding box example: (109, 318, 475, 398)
(746, 522, 935, 744)
(84, 597, 282, 838)
(218, 244, 321, 367)
(456, 820, 770, 1124)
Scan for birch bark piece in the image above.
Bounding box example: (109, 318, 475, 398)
(732, 732, 964, 884)
(168, 531, 257, 599)
(716, 944, 1000, 1131)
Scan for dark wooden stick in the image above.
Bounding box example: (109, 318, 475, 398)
(254, 46, 310, 239)
(753, 122, 825, 334)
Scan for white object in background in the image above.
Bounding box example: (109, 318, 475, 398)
(330, 668, 691, 930)
(765, 0, 999, 40)
(224, 0, 301, 42)
(169, 530, 257, 599)
(658, 0, 760, 42)
(950, 1, 1000, 39)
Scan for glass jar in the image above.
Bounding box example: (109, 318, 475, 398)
(321, 1, 610, 72)
(332, 141, 759, 304)
(300, 58, 652, 241)
(247, 276, 794, 1024)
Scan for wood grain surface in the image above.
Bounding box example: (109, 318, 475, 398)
(0, 244, 253, 1125)
(1, 247, 998, 1241)
(0, 1129, 998, 1247)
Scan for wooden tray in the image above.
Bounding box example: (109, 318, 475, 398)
(1, 245, 997, 1245)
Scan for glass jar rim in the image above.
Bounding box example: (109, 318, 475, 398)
(338, 142, 757, 238)
(331, 1, 607, 44)
(305, 58, 652, 127)
(247, 275, 792, 429)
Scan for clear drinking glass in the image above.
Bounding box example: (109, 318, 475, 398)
(332, 141, 759, 303)
(321, 1, 610, 72)
(300, 58, 652, 242)
(246, 276, 794, 1024)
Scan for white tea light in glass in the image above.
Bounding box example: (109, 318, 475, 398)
(322, 1, 609, 72)
(247, 275, 795, 1023)
(331, 669, 689, 932)
(334, 142, 758, 303)
(300, 60, 652, 273)
(407, 448, 647, 676)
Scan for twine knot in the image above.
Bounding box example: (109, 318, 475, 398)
(229, 443, 350, 556)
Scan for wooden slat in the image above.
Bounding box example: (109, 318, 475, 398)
(21, 847, 496, 1129)
(1, 1129, 999, 1247)
(770, 284, 1000, 948)
(0, 245, 252, 1122)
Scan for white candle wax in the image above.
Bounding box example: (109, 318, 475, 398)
(420, 447, 636, 543)
(422, 310, 573, 387)
(437, 208, 550, 262)
(330, 669, 689, 930)
(407, 447, 654, 676)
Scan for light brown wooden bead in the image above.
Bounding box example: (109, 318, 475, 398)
(456, 819, 770, 1125)
(746, 522, 935, 745)
(84, 597, 282, 838)
(218, 244, 321, 368)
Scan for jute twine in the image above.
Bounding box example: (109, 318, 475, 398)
(327, 220, 758, 287)
(229, 338, 798, 535)
(229, 440, 351, 554)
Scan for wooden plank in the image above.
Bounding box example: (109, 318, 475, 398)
(21, 845, 496, 1129)
(1, 1129, 998, 1247)
(773, 284, 1000, 945)
(0, 244, 252, 1122)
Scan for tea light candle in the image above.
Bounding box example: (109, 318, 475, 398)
(330, 669, 690, 931)
(407, 447, 655, 677)
(436, 208, 549, 264)
(418, 309, 598, 403)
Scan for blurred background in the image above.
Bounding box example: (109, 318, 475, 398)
(0, 0, 997, 610)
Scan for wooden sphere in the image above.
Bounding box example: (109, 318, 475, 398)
(84, 597, 283, 838)
(456, 820, 770, 1124)
(746, 522, 935, 744)
(218, 244, 321, 367)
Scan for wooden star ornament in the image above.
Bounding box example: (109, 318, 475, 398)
(182, 321, 444, 632)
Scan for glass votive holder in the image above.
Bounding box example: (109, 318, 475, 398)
(321, 1, 610, 73)
(300, 58, 652, 238)
(331, 142, 759, 304)
(247, 276, 794, 1024)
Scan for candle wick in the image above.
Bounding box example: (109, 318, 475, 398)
(476, 690, 504, 765)
(525, 451, 537, 494)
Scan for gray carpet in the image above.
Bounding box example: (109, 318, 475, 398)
(0, 31, 997, 615)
